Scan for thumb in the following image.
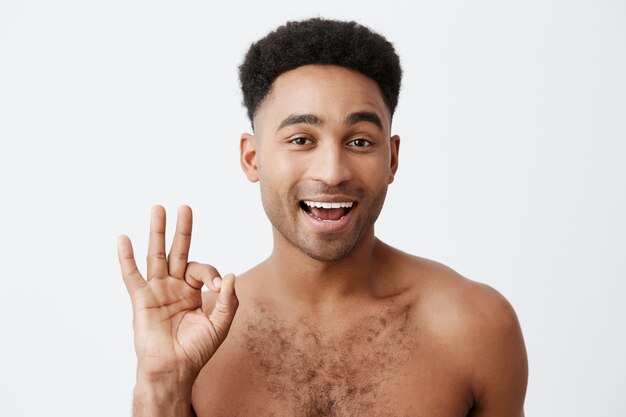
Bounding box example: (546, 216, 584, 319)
(206, 273, 239, 344)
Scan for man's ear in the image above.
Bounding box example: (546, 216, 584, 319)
(240, 133, 259, 183)
(388, 135, 400, 184)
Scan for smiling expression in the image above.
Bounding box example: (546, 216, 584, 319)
(240, 65, 400, 262)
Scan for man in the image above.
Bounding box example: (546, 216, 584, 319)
(117, 18, 528, 417)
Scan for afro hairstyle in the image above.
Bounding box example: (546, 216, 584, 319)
(238, 18, 402, 127)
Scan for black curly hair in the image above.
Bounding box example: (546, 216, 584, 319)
(239, 18, 402, 128)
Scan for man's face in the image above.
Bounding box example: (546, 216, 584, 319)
(242, 65, 399, 262)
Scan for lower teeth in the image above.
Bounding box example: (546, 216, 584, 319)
(306, 211, 343, 222)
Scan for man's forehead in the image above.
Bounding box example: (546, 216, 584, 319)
(253, 65, 391, 131)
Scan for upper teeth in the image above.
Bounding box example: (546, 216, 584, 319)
(303, 201, 354, 209)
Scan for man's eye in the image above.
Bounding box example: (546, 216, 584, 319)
(291, 137, 312, 145)
(348, 138, 372, 147)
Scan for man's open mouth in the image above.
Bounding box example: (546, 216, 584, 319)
(299, 200, 355, 222)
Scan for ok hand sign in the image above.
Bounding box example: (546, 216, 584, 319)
(117, 205, 238, 383)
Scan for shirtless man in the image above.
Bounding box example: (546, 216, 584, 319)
(117, 18, 528, 417)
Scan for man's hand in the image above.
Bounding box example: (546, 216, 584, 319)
(118, 205, 238, 416)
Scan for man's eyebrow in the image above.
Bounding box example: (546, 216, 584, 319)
(345, 111, 383, 130)
(277, 114, 322, 130)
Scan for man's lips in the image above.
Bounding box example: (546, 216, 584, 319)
(299, 199, 356, 222)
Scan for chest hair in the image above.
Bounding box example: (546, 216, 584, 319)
(242, 301, 416, 417)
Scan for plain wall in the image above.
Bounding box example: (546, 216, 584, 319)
(1, 0, 624, 415)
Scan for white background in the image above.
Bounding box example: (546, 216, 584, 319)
(1, 0, 624, 416)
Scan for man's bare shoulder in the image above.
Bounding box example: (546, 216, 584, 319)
(390, 247, 521, 338)
(393, 248, 528, 414)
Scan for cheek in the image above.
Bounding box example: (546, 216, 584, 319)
(258, 153, 303, 202)
(259, 151, 303, 183)
(355, 156, 391, 186)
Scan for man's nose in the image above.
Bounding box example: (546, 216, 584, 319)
(308, 142, 353, 187)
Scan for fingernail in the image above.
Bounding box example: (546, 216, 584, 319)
(213, 277, 222, 289)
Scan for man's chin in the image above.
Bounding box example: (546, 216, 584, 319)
(295, 233, 363, 263)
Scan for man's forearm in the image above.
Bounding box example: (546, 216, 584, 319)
(133, 375, 195, 417)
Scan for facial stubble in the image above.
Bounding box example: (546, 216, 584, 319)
(261, 181, 388, 262)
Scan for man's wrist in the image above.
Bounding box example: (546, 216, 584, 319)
(136, 365, 197, 386)
(133, 371, 196, 417)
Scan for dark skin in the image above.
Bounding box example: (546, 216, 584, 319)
(119, 65, 527, 417)
(194, 245, 526, 417)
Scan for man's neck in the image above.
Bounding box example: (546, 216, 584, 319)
(264, 228, 390, 315)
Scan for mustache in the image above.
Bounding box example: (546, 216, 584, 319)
(292, 183, 366, 200)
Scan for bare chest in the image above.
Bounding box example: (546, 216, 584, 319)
(192, 302, 471, 417)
